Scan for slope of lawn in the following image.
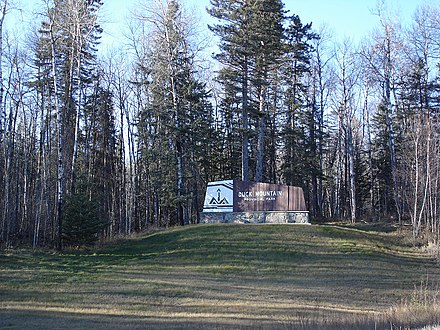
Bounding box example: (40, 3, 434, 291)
(1, 223, 440, 329)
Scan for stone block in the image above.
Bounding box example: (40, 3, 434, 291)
(200, 211, 309, 224)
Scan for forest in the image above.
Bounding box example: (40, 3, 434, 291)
(0, 0, 439, 250)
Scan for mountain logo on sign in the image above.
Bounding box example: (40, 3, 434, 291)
(209, 188, 229, 205)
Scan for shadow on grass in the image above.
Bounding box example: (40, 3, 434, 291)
(332, 222, 399, 234)
(1, 224, 440, 329)
(2, 308, 438, 330)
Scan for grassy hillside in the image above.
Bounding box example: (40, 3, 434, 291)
(1, 224, 440, 329)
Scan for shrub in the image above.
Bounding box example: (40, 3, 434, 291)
(62, 191, 107, 247)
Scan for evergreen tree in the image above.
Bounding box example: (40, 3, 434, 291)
(208, 0, 286, 182)
(208, 0, 253, 181)
(370, 102, 397, 217)
(63, 182, 107, 247)
(86, 84, 116, 233)
(135, 0, 214, 227)
(281, 14, 317, 187)
(214, 76, 242, 180)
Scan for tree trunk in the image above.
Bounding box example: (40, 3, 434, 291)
(49, 18, 64, 251)
(347, 119, 356, 223)
(0, 0, 6, 134)
(255, 83, 267, 182)
(242, 59, 249, 182)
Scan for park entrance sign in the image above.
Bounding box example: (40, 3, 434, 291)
(201, 180, 309, 224)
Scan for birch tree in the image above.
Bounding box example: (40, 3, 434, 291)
(133, 0, 213, 227)
(400, 4, 440, 240)
(331, 40, 359, 222)
(35, 0, 103, 249)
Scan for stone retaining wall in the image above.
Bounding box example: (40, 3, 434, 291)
(200, 211, 309, 224)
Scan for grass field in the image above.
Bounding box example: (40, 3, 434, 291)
(1, 223, 440, 329)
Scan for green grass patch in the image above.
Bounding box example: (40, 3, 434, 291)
(1, 224, 440, 329)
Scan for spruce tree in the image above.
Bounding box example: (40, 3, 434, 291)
(63, 183, 107, 247)
(208, 0, 286, 182)
(135, 0, 214, 227)
(281, 14, 317, 187)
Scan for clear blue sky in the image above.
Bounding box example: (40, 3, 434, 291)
(6, 0, 434, 49)
(97, 0, 432, 50)
(288, 0, 431, 39)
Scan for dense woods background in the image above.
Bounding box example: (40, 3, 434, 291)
(1, 0, 440, 249)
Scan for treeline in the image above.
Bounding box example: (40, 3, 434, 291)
(0, 0, 440, 249)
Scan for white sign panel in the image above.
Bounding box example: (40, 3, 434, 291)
(202, 180, 234, 212)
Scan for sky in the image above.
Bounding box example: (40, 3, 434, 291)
(97, 0, 434, 50)
(289, 0, 434, 40)
(5, 0, 436, 51)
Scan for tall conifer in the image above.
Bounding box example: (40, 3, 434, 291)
(208, 0, 286, 182)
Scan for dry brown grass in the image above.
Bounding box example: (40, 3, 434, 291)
(1, 224, 440, 329)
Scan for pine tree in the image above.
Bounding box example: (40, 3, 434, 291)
(208, 0, 286, 182)
(208, 0, 253, 181)
(281, 14, 317, 187)
(134, 0, 214, 227)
